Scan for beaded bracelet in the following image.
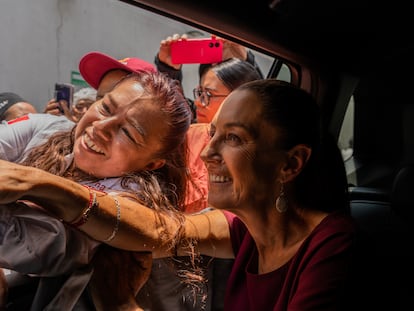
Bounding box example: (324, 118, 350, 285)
(68, 186, 98, 228)
(103, 196, 121, 242)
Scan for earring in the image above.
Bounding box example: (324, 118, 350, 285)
(276, 182, 288, 213)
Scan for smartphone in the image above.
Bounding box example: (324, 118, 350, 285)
(54, 83, 74, 113)
(170, 38, 223, 64)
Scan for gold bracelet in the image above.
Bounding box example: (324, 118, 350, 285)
(103, 196, 120, 242)
(68, 186, 98, 228)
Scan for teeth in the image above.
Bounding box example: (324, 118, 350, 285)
(83, 134, 104, 154)
(209, 174, 231, 182)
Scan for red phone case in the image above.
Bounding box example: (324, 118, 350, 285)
(170, 38, 223, 64)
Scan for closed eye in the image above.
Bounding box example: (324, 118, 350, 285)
(122, 127, 137, 144)
(98, 102, 111, 116)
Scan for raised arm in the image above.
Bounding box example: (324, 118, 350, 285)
(0, 160, 233, 259)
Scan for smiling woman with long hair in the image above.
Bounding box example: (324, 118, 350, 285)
(0, 71, 193, 310)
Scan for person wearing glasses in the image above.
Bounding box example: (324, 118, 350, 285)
(155, 33, 263, 211)
(191, 58, 262, 123)
(155, 33, 264, 124)
(186, 58, 262, 213)
(162, 53, 263, 311)
(188, 58, 263, 310)
(150, 34, 263, 311)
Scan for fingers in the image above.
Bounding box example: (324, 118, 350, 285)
(160, 33, 187, 46)
(44, 99, 66, 115)
(158, 34, 185, 69)
(44, 99, 59, 114)
(59, 100, 71, 114)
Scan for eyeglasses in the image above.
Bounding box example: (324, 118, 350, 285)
(193, 87, 228, 107)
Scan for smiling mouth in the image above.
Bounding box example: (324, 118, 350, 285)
(83, 133, 105, 154)
(209, 174, 231, 183)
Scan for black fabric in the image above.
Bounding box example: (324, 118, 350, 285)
(391, 166, 414, 219)
(0, 92, 25, 118)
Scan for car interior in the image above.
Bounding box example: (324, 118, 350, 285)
(4, 0, 414, 310)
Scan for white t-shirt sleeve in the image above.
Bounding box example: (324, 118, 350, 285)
(0, 113, 74, 162)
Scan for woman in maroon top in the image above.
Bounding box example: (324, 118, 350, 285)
(0, 79, 370, 310)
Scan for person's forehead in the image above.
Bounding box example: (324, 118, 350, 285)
(201, 69, 228, 92)
(97, 70, 131, 96)
(101, 69, 130, 83)
(107, 79, 150, 113)
(216, 89, 261, 123)
(113, 78, 144, 95)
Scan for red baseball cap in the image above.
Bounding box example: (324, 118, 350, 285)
(79, 51, 156, 89)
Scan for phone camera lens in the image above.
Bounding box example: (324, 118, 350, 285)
(215, 42, 220, 48)
(209, 42, 214, 48)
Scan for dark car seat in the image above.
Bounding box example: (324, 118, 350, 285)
(350, 165, 414, 310)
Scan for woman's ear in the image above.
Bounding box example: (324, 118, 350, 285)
(280, 144, 312, 182)
(144, 159, 166, 171)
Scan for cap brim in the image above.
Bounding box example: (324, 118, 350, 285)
(78, 52, 141, 89)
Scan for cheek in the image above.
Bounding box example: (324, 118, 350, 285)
(230, 149, 270, 196)
(207, 103, 222, 119)
(111, 148, 150, 172)
(227, 149, 254, 184)
(202, 109, 217, 123)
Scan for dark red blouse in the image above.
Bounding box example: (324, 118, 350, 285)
(222, 211, 362, 311)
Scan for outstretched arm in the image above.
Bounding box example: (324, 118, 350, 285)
(0, 160, 233, 259)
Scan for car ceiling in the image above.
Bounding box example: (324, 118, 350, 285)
(121, 0, 414, 77)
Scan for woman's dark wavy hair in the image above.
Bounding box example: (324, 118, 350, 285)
(21, 72, 192, 212)
(237, 79, 349, 213)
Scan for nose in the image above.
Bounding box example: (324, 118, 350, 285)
(200, 135, 220, 164)
(92, 117, 117, 141)
(194, 97, 205, 109)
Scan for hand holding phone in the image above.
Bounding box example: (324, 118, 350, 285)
(170, 37, 223, 64)
(54, 83, 74, 113)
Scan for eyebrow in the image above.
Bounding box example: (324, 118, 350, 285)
(127, 116, 146, 137)
(107, 93, 118, 107)
(223, 121, 259, 138)
(108, 93, 146, 138)
(204, 86, 224, 93)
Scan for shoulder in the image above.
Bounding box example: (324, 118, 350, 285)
(187, 123, 211, 158)
(187, 123, 210, 147)
(302, 211, 360, 258)
(311, 211, 358, 240)
(319, 211, 358, 233)
(187, 123, 210, 137)
(7, 113, 74, 129)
